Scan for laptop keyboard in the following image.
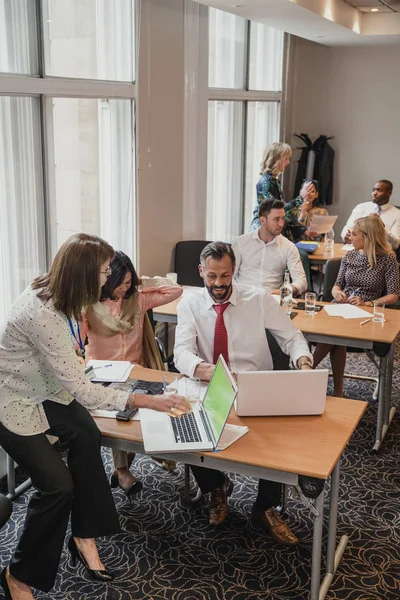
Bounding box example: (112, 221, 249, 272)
(170, 412, 202, 444)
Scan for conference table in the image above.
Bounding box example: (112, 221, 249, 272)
(153, 290, 400, 451)
(307, 242, 348, 266)
(95, 365, 366, 600)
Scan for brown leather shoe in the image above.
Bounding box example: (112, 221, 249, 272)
(251, 506, 298, 545)
(209, 475, 233, 525)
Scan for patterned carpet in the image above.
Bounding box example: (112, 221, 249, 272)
(1, 347, 400, 600)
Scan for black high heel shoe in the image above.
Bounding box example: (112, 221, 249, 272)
(0, 568, 12, 599)
(110, 472, 143, 501)
(67, 537, 114, 582)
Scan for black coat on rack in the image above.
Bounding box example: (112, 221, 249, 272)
(293, 134, 335, 206)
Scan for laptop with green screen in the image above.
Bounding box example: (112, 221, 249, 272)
(140, 355, 238, 453)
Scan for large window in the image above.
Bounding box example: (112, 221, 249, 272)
(0, 0, 136, 323)
(207, 9, 284, 242)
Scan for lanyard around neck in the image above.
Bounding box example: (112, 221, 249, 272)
(68, 318, 85, 360)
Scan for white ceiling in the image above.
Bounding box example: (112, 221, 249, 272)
(196, 0, 400, 46)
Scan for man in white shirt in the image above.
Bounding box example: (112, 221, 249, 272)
(341, 180, 400, 249)
(174, 241, 313, 544)
(233, 198, 307, 296)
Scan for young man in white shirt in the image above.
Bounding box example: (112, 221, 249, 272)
(233, 198, 307, 296)
(174, 242, 313, 545)
(341, 180, 400, 249)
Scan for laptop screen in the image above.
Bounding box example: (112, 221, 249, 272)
(203, 357, 237, 445)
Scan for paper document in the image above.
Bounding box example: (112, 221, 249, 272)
(308, 215, 338, 235)
(341, 244, 353, 251)
(216, 424, 249, 451)
(87, 360, 132, 382)
(323, 305, 371, 319)
(90, 409, 140, 420)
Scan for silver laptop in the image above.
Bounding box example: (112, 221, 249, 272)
(140, 355, 238, 453)
(235, 369, 329, 417)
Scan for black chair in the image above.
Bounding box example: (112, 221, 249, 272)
(320, 257, 342, 302)
(0, 493, 12, 529)
(174, 241, 211, 287)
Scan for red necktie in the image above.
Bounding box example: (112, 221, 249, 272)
(213, 303, 230, 366)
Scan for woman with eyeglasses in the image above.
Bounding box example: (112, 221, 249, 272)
(0, 234, 189, 600)
(80, 251, 183, 499)
(313, 215, 399, 396)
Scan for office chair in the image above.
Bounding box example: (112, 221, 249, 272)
(0, 493, 12, 529)
(174, 240, 211, 286)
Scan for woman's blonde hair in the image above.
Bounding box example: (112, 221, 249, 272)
(260, 142, 292, 176)
(354, 215, 393, 269)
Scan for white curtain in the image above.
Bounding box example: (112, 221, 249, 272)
(0, 97, 47, 324)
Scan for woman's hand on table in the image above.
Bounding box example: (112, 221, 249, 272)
(127, 392, 191, 416)
(332, 287, 348, 303)
(348, 295, 364, 306)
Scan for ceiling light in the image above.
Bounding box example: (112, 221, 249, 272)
(231, 4, 245, 7)
(371, 8, 379, 11)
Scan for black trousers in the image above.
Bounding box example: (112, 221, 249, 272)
(191, 466, 281, 510)
(0, 400, 120, 592)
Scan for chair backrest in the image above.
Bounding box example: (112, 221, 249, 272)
(0, 493, 12, 529)
(174, 240, 211, 287)
(322, 258, 342, 302)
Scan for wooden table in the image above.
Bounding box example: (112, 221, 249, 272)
(153, 293, 400, 450)
(307, 242, 348, 265)
(95, 365, 367, 600)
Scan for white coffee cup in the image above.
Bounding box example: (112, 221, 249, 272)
(166, 272, 178, 284)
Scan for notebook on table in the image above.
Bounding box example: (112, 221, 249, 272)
(140, 355, 237, 453)
(235, 369, 329, 417)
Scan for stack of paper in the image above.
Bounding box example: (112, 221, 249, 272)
(323, 305, 371, 319)
(87, 360, 132, 382)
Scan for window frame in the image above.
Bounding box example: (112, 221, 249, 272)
(0, 0, 137, 268)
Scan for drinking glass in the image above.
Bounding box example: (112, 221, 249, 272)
(166, 272, 178, 284)
(184, 377, 201, 406)
(163, 373, 178, 394)
(373, 302, 385, 324)
(305, 292, 316, 316)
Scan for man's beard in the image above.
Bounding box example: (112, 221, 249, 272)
(206, 282, 232, 303)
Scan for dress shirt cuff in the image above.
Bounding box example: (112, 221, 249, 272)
(178, 354, 204, 378)
(292, 278, 307, 295)
(291, 349, 313, 370)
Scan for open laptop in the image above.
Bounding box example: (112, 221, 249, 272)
(235, 369, 329, 417)
(140, 355, 237, 453)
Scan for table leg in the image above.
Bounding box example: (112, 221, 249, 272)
(319, 459, 348, 600)
(310, 488, 325, 600)
(373, 355, 388, 451)
(383, 343, 396, 433)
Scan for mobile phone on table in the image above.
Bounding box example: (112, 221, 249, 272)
(296, 302, 323, 312)
(115, 408, 138, 421)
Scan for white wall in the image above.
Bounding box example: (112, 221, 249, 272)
(289, 38, 400, 237)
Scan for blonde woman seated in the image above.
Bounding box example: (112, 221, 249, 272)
(313, 215, 399, 396)
(81, 251, 182, 499)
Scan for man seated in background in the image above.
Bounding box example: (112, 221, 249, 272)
(341, 180, 400, 249)
(233, 198, 307, 296)
(174, 241, 313, 544)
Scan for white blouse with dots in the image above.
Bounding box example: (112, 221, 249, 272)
(0, 286, 129, 436)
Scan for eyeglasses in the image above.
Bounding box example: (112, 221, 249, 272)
(101, 267, 112, 278)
